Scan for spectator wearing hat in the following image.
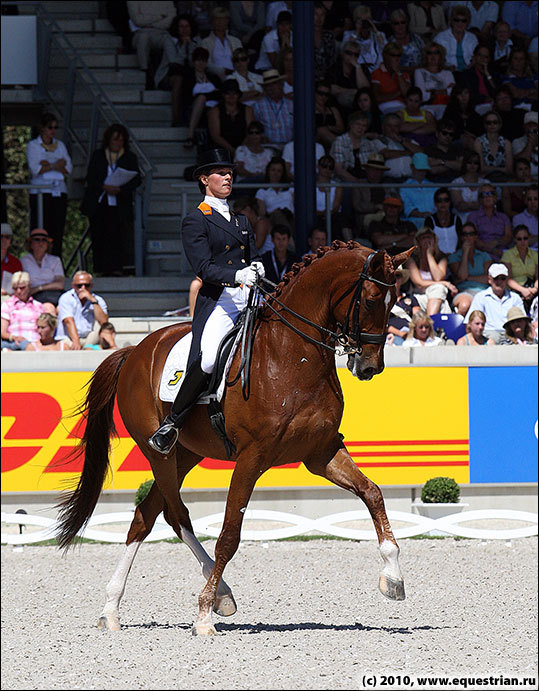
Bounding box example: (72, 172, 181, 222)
(467, 183, 512, 260)
(261, 224, 298, 284)
(255, 10, 292, 72)
(465, 263, 525, 343)
(498, 306, 538, 345)
(200, 6, 243, 82)
(20, 228, 65, 306)
(26, 111, 73, 258)
(369, 196, 417, 255)
(351, 153, 391, 237)
(1, 271, 43, 350)
(208, 79, 254, 157)
(512, 111, 538, 178)
(399, 153, 437, 229)
(55, 270, 108, 350)
(252, 69, 294, 149)
(1, 223, 22, 295)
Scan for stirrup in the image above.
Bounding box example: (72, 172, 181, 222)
(147, 422, 179, 455)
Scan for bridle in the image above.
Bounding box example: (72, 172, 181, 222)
(256, 251, 395, 357)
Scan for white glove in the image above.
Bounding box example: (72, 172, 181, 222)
(251, 261, 265, 279)
(235, 265, 258, 287)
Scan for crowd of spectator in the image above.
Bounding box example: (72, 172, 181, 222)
(2, 1, 538, 349)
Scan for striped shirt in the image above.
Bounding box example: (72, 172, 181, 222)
(253, 96, 294, 146)
(1, 294, 43, 341)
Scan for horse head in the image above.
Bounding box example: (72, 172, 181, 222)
(335, 246, 415, 381)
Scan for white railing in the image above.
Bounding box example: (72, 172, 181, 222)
(2, 509, 537, 545)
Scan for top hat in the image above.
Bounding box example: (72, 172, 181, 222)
(192, 148, 237, 180)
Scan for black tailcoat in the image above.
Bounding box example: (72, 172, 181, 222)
(182, 201, 260, 368)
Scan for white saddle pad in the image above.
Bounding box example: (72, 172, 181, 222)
(158, 331, 239, 403)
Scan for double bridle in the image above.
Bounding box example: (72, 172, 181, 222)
(256, 251, 396, 356)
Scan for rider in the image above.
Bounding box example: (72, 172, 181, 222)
(148, 148, 265, 454)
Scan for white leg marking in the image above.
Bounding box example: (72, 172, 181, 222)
(180, 527, 231, 596)
(379, 539, 403, 581)
(99, 541, 141, 629)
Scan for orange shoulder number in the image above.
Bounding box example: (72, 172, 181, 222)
(198, 202, 212, 215)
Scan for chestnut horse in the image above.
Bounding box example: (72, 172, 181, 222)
(56, 242, 412, 636)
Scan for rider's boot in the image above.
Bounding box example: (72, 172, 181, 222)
(147, 357, 211, 455)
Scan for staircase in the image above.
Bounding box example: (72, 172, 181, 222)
(18, 0, 203, 284)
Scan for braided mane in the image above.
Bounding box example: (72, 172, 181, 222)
(272, 240, 360, 298)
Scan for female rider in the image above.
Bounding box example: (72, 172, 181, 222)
(148, 148, 264, 454)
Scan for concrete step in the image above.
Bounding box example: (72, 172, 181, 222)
(147, 216, 182, 235)
(154, 162, 191, 178)
(50, 52, 139, 69)
(48, 67, 145, 87)
(57, 33, 121, 49)
(71, 103, 172, 124)
(130, 127, 189, 141)
(53, 18, 115, 33)
(147, 238, 183, 254)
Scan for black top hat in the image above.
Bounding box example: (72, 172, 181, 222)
(192, 148, 237, 179)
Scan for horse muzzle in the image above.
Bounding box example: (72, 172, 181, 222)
(347, 353, 384, 381)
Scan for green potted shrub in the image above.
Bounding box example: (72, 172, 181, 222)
(135, 479, 154, 507)
(412, 476, 468, 535)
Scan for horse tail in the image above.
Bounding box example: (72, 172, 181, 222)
(55, 346, 134, 550)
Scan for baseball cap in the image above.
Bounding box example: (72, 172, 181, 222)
(411, 152, 430, 170)
(488, 263, 509, 278)
(1, 222, 13, 237)
(524, 111, 538, 125)
(383, 196, 403, 206)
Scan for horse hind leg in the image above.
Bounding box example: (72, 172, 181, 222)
(98, 480, 165, 631)
(304, 444, 405, 601)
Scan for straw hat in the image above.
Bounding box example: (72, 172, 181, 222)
(395, 265, 410, 283)
(261, 69, 285, 86)
(503, 306, 530, 330)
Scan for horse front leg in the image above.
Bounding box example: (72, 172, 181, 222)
(192, 462, 260, 636)
(304, 443, 405, 601)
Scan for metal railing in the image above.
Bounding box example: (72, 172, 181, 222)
(168, 179, 537, 245)
(2, 1, 155, 276)
(0, 183, 54, 228)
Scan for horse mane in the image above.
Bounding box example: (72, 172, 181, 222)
(272, 240, 359, 298)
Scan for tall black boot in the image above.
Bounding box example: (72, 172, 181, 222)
(148, 358, 211, 455)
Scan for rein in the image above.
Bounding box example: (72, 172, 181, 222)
(228, 250, 395, 398)
(258, 251, 395, 355)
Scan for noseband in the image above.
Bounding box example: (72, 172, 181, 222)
(256, 251, 395, 356)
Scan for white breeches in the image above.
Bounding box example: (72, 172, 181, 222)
(200, 285, 250, 374)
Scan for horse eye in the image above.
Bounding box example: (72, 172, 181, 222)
(365, 299, 376, 311)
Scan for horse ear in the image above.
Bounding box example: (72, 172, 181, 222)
(392, 247, 416, 269)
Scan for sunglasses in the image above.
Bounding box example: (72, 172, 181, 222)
(461, 231, 477, 237)
(344, 50, 360, 57)
(481, 191, 496, 197)
(427, 50, 440, 55)
(453, 18, 468, 23)
(319, 163, 334, 170)
(248, 129, 263, 135)
(47, 125, 58, 130)
(235, 56, 249, 62)
(468, 159, 480, 164)
(388, 52, 402, 57)
(391, 20, 406, 25)
(515, 236, 529, 241)
(31, 237, 49, 243)
(74, 282, 91, 288)
(14, 285, 29, 290)
(440, 130, 455, 136)
(316, 91, 330, 96)
(485, 120, 499, 125)
(436, 197, 450, 202)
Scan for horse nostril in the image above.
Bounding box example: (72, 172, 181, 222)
(362, 367, 377, 379)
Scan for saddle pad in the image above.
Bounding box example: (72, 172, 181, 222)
(158, 331, 240, 403)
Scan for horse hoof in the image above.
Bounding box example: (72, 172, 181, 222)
(191, 622, 217, 637)
(97, 615, 121, 631)
(214, 592, 237, 617)
(379, 573, 406, 601)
